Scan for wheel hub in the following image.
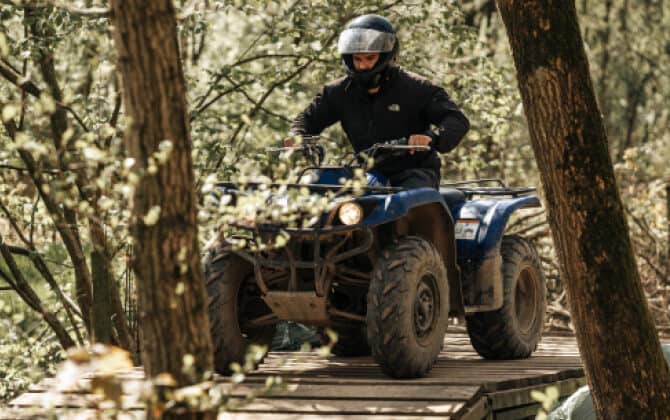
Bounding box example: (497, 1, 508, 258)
(414, 274, 439, 340)
(515, 267, 538, 334)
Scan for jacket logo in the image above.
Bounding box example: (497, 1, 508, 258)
(388, 104, 400, 112)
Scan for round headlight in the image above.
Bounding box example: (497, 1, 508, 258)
(338, 202, 363, 225)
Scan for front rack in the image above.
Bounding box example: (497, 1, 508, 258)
(215, 181, 402, 194)
(441, 178, 509, 188)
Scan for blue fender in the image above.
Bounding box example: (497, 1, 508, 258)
(450, 195, 541, 260)
(358, 187, 450, 227)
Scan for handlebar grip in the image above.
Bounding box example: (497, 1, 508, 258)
(384, 137, 408, 146)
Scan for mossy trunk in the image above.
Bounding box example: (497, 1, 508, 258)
(496, 1, 670, 417)
(110, 0, 213, 386)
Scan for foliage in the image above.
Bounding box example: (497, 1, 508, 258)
(0, 249, 67, 401)
(0, 0, 668, 406)
(531, 385, 560, 419)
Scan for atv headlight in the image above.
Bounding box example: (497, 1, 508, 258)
(338, 202, 363, 225)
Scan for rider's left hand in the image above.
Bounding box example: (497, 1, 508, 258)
(408, 134, 432, 154)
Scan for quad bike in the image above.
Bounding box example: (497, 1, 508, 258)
(203, 138, 546, 378)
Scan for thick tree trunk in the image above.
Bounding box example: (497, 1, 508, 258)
(110, 0, 213, 386)
(495, 1, 670, 417)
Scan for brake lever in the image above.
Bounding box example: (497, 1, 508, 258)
(376, 144, 431, 152)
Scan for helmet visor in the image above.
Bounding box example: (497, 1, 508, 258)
(337, 28, 396, 54)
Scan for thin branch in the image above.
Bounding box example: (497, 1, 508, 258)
(0, 237, 76, 349)
(0, 266, 18, 289)
(0, 163, 59, 175)
(223, 75, 291, 122)
(625, 206, 660, 247)
(0, 58, 90, 131)
(231, 53, 328, 68)
(29, 194, 38, 246)
(0, 58, 41, 97)
(210, 60, 314, 171)
(191, 80, 255, 119)
(191, 53, 326, 116)
(19, 46, 28, 130)
(633, 238, 667, 281)
(0, 0, 111, 17)
(0, 199, 32, 246)
(0, 163, 29, 172)
(0, 211, 84, 343)
(510, 220, 549, 236)
(507, 209, 545, 230)
(109, 88, 122, 128)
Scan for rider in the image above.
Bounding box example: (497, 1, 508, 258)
(287, 14, 470, 189)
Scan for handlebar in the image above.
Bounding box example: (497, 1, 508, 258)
(267, 136, 431, 169)
(347, 137, 431, 168)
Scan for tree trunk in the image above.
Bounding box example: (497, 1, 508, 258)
(666, 183, 670, 279)
(495, 1, 670, 417)
(25, 6, 94, 335)
(597, 0, 612, 116)
(90, 244, 113, 344)
(110, 0, 213, 387)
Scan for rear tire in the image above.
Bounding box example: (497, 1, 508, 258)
(465, 235, 546, 359)
(203, 246, 276, 375)
(367, 236, 449, 378)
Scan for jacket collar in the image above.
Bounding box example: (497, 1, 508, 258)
(344, 66, 400, 96)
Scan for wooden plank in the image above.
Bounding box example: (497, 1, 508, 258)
(239, 383, 479, 401)
(9, 392, 144, 410)
(21, 382, 480, 403)
(7, 333, 591, 419)
(228, 398, 465, 416)
(0, 408, 145, 419)
(457, 396, 491, 420)
(488, 377, 587, 411)
(219, 414, 448, 420)
(493, 403, 541, 420)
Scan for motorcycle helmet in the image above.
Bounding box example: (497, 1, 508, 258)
(337, 14, 399, 90)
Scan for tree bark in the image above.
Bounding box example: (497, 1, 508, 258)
(109, 0, 213, 386)
(495, 1, 670, 417)
(597, 0, 612, 116)
(666, 183, 670, 279)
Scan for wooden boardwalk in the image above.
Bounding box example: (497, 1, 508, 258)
(4, 331, 585, 419)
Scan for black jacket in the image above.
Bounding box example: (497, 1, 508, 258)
(289, 67, 470, 176)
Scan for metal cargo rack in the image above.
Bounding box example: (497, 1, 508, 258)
(441, 178, 537, 198)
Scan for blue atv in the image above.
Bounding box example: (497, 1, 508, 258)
(203, 139, 546, 378)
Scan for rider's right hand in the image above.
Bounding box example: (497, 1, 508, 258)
(283, 137, 296, 147)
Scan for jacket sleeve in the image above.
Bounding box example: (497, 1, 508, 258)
(289, 86, 340, 137)
(421, 88, 470, 153)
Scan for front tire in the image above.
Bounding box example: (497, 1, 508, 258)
(465, 235, 546, 359)
(367, 236, 449, 378)
(203, 246, 276, 375)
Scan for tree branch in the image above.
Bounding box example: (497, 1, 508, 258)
(0, 199, 32, 247)
(191, 80, 255, 119)
(0, 58, 90, 131)
(222, 74, 291, 122)
(0, 58, 42, 97)
(0, 0, 111, 18)
(0, 237, 76, 349)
